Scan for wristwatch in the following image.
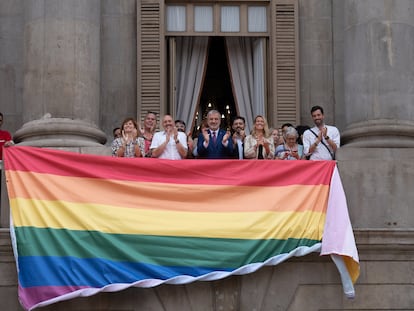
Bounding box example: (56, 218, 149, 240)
(175, 139, 180, 144)
(325, 136, 330, 140)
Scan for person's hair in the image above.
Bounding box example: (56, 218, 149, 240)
(311, 105, 324, 115)
(232, 116, 245, 125)
(252, 115, 270, 138)
(295, 125, 310, 136)
(284, 126, 298, 139)
(200, 119, 208, 129)
(207, 109, 220, 117)
(146, 111, 157, 117)
(281, 122, 293, 129)
(113, 127, 121, 135)
(193, 119, 208, 138)
(175, 119, 186, 127)
(295, 125, 310, 145)
(0, 112, 3, 118)
(121, 117, 138, 130)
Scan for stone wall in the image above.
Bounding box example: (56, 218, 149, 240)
(0, 0, 413, 310)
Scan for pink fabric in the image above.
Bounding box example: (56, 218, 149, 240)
(321, 166, 359, 274)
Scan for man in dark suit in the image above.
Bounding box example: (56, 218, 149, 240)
(197, 110, 233, 159)
(231, 116, 246, 159)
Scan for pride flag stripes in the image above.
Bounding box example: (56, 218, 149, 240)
(4, 146, 359, 310)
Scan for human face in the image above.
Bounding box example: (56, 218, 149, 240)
(311, 109, 324, 127)
(162, 116, 174, 130)
(113, 128, 121, 138)
(122, 120, 136, 133)
(232, 119, 245, 133)
(254, 117, 265, 131)
(144, 113, 156, 130)
(207, 112, 221, 131)
(285, 135, 297, 147)
(175, 122, 185, 132)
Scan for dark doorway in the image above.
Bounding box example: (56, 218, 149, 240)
(196, 37, 237, 131)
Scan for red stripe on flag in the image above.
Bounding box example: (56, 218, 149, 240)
(3, 146, 335, 186)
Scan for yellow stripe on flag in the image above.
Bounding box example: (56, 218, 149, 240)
(10, 198, 326, 240)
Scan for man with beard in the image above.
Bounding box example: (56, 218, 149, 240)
(231, 116, 246, 159)
(303, 105, 340, 160)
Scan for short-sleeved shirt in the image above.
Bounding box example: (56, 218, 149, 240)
(150, 131, 187, 160)
(303, 125, 340, 160)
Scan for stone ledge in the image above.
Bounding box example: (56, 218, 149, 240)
(354, 229, 414, 260)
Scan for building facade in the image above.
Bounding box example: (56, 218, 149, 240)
(1, 0, 413, 310)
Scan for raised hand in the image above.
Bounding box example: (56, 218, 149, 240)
(223, 130, 231, 143)
(121, 130, 130, 144)
(202, 127, 210, 143)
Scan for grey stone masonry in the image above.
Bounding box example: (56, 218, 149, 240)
(19, 0, 105, 146)
(342, 0, 414, 147)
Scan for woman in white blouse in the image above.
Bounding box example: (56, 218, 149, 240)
(244, 115, 275, 159)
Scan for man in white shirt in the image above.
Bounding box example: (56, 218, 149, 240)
(303, 105, 340, 160)
(150, 115, 188, 160)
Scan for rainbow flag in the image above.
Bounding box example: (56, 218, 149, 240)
(3, 146, 359, 310)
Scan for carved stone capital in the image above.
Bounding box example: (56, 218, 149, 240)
(13, 117, 107, 147)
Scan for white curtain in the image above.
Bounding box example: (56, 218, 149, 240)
(175, 37, 209, 130)
(221, 6, 240, 32)
(225, 37, 266, 133)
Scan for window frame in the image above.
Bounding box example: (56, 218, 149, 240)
(165, 2, 270, 37)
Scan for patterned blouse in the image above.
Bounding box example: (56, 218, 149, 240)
(111, 137, 145, 157)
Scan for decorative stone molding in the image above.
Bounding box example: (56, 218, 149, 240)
(13, 116, 107, 147)
(341, 119, 414, 148)
(354, 229, 414, 260)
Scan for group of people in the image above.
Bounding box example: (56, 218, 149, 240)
(111, 105, 340, 161)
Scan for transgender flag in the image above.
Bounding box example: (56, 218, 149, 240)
(3, 146, 359, 310)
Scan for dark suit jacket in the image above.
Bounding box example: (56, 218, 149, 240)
(233, 138, 245, 159)
(197, 129, 234, 159)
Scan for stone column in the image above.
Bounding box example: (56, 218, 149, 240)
(299, 0, 335, 126)
(342, 0, 414, 147)
(100, 0, 137, 141)
(338, 0, 414, 230)
(14, 0, 106, 146)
